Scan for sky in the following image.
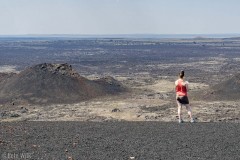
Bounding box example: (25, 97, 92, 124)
(1, 0, 240, 35)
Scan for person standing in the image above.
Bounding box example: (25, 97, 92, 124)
(175, 70, 195, 123)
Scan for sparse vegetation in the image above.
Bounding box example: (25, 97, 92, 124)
(0, 38, 240, 122)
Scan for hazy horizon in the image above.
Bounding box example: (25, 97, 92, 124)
(1, 0, 240, 35)
(1, 33, 240, 39)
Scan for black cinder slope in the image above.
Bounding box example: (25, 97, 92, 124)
(202, 73, 240, 101)
(0, 63, 126, 104)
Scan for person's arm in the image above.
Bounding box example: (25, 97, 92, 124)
(175, 80, 178, 86)
(174, 80, 178, 91)
(175, 80, 178, 99)
(185, 81, 189, 91)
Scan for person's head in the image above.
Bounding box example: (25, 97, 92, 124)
(179, 70, 184, 79)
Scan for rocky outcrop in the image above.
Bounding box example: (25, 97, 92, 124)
(0, 63, 126, 104)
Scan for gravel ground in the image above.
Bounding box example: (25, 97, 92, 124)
(0, 122, 240, 160)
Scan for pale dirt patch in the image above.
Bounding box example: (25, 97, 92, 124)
(189, 82, 209, 91)
(132, 79, 174, 92)
(146, 80, 174, 93)
(189, 101, 240, 122)
(133, 79, 208, 92)
(1, 96, 169, 121)
(2, 99, 240, 122)
(0, 65, 19, 73)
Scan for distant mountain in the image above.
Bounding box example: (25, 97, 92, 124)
(0, 63, 126, 105)
(1, 34, 240, 41)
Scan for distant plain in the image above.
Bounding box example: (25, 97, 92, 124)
(0, 37, 240, 122)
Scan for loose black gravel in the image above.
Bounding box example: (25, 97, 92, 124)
(0, 122, 240, 160)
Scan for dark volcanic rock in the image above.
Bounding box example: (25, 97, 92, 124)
(0, 122, 239, 160)
(0, 111, 9, 118)
(203, 73, 240, 100)
(20, 107, 28, 113)
(10, 113, 20, 118)
(0, 72, 16, 81)
(0, 63, 126, 104)
(112, 108, 121, 112)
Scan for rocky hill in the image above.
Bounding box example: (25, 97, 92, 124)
(0, 63, 126, 104)
(201, 73, 240, 101)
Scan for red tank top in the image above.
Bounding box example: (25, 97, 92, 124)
(176, 79, 187, 96)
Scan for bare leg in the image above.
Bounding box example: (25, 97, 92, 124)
(177, 101, 182, 121)
(186, 104, 194, 120)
